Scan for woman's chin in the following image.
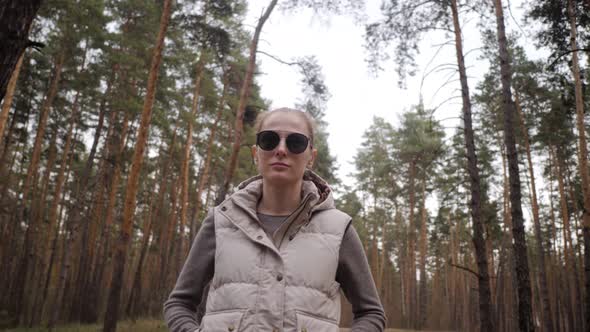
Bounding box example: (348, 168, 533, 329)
(263, 172, 300, 186)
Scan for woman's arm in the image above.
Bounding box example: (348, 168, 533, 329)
(336, 222, 387, 332)
(163, 210, 216, 332)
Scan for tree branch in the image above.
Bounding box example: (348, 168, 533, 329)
(26, 40, 45, 52)
(449, 261, 481, 278)
(548, 48, 590, 69)
(257, 50, 300, 66)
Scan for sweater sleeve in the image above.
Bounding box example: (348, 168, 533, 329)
(336, 222, 387, 332)
(163, 210, 216, 332)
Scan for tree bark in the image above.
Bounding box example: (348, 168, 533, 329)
(0, 0, 43, 103)
(89, 110, 127, 323)
(36, 109, 76, 321)
(516, 93, 553, 332)
(151, 126, 178, 307)
(76, 76, 111, 324)
(419, 175, 428, 329)
(15, 50, 65, 323)
(37, 92, 76, 319)
(153, 126, 177, 239)
(565, 1, 590, 330)
(0, 52, 24, 148)
(33, 126, 57, 237)
(21, 124, 55, 326)
(406, 159, 417, 329)
(449, 0, 494, 331)
(178, 55, 205, 272)
(0, 82, 20, 198)
(551, 145, 579, 332)
(159, 177, 181, 299)
(192, 69, 229, 235)
(126, 189, 156, 319)
(103, 0, 172, 330)
(492, 0, 534, 330)
(216, 0, 278, 204)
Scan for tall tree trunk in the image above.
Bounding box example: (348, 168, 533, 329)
(0, 0, 43, 103)
(370, 230, 380, 290)
(34, 126, 57, 232)
(42, 136, 75, 321)
(177, 55, 205, 272)
(152, 129, 176, 241)
(21, 124, 56, 326)
(449, 0, 494, 331)
(39, 203, 64, 323)
(547, 159, 561, 332)
(566, 1, 590, 329)
(0, 52, 24, 147)
(550, 145, 577, 331)
(192, 69, 228, 235)
(499, 136, 520, 332)
(406, 159, 417, 329)
(38, 122, 76, 322)
(126, 189, 156, 319)
(379, 207, 394, 301)
(485, 223, 495, 305)
(90, 108, 127, 321)
(516, 93, 553, 332)
(151, 126, 178, 310)
(15, 50, 65, 322)
(0, 102, 28, 303)
(0, 105, 19, 288)
(419, 175, 428, 329)
(492, 1, 533, 330)
(216, 0, 278, 204)
(0, 83, 20, 198)
(159, 177, 181, 301)
(77, 78, 111, 324)
(103, 0, 172, 330)
(447, 215, 457, 330)
(32, 97, 78, 326)
(564, 137, 585, 332)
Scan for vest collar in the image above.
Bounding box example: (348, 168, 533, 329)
(221, 170, 335, 251)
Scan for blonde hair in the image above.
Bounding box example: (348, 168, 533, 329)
(255, 107, 316, 145)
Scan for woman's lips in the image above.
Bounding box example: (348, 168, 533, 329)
(270, 162, 289, 168)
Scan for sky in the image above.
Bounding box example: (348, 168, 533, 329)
(245, 0, 541, 190)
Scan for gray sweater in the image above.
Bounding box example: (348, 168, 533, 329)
(163, 213, 386, 332)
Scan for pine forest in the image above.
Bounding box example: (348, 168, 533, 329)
(0, 0, 589, 331)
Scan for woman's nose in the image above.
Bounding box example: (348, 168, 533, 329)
(274, 139, 288, 156)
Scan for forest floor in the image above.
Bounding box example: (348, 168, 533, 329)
(2, 319, 453, 332)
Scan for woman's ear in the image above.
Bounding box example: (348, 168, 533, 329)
(308, 148, 318, 168)
(251, 145, 258, 165)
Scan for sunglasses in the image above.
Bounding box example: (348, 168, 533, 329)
(256, 130, 311, 154)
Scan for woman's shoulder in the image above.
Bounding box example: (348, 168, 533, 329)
(309, 207, 352, 236)
(313, 207, 352, 221)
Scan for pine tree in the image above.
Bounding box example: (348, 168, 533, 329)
(366, 0, 495, 329)
(103, 0, 173, 330)
(0, 0, 44, 103)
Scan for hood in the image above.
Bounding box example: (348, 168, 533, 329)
(233, 169, 335, 215)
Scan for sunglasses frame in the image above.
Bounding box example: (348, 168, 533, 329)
(255, 130, 311, 154)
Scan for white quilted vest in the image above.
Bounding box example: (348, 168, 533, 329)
(199, 177, 350, 332)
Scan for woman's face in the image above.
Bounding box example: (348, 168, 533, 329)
(252, 112, 317, 186)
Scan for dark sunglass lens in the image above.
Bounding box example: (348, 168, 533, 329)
(286, 133, 309, 154)
(257, 131, 280, 151)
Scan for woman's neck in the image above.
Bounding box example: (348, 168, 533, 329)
(257, 179, 303, 216)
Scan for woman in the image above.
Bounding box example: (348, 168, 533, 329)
(164, 108, 386, 332)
